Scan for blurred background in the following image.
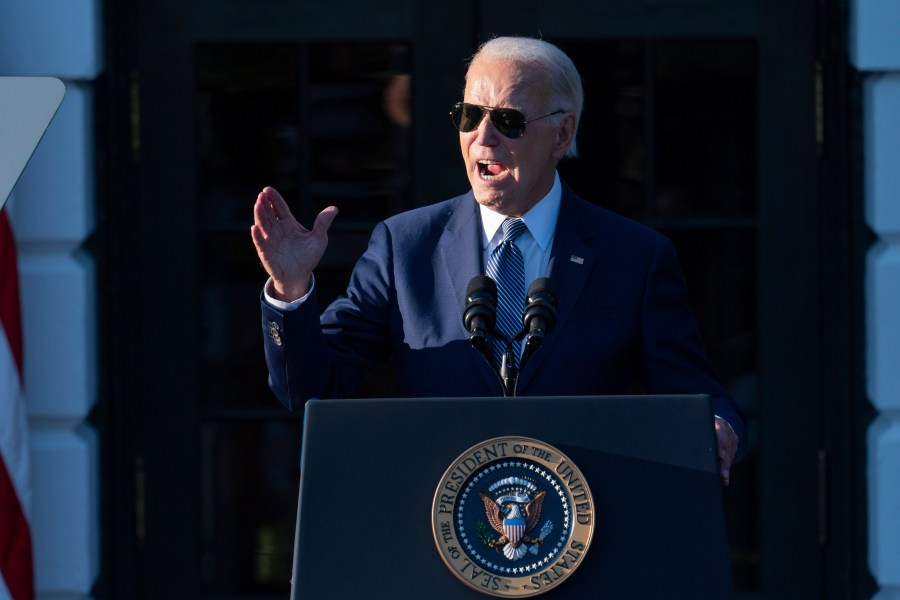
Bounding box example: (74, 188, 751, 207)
(2, 0, 899, 598)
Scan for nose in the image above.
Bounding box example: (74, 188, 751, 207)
(473, 110, 500, 146)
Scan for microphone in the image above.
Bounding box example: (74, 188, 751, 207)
(520, 277, 558, 368)
(463, 276, 498, 359)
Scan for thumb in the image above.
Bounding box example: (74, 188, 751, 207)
(719, 451, 733, 486)
(312, 206, 339, 235)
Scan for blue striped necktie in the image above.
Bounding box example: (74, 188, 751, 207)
(485, 217, 528, 368)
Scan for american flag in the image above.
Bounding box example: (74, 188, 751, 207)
(0, 207, 34, 600)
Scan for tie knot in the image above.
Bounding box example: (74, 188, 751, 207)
(501, 218, 527, 243)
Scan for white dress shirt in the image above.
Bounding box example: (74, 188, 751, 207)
(478, 172, 562, 285)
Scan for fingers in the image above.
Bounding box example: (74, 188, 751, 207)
(255, 188, 336, 238)
(312, 206, 339, 236)
(717, 438, 733, 486)
(250, 223, 266, 252)
(260, 186, 290, 220)
(714, 416, 738, 487)
(719, 449, 733, 486)
(255, 187, 295, 233)
(254, 190, 279, 232)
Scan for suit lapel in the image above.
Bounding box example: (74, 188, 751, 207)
(437, 192, 502, 392)
(439, 191, 484, 311)
(516, 186, 597, 392)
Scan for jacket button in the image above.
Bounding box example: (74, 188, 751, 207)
(267, 321, 282, 346)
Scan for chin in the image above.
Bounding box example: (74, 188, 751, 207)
(473, 191, 505, 211)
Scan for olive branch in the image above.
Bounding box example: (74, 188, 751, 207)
(476, 519, 496, 547)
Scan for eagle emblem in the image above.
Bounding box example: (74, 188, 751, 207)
(433, 437, 595, 596)
(479, 477, 554, 561)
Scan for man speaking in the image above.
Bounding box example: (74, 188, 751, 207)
(250, 36, 744, 484)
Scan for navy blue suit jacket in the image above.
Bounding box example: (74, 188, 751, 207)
(261, 184, 746, 455)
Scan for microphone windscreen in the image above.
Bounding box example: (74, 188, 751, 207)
(464, 275, 497, 334)
(467, 275, 497, 300)
(527, 277, 557, 302)
(524, 277, 558, 335)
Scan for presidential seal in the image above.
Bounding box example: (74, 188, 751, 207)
(432, 437, 594, 597)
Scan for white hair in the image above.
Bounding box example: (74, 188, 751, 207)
(468, 36, 584, 158)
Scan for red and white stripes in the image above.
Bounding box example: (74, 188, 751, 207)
(0, 208, 34, 600)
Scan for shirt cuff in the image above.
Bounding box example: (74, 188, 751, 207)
(263, 275, 315, 311)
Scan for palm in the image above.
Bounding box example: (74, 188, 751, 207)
(251, 187, 338, 299)
(260, 220, 320, 278)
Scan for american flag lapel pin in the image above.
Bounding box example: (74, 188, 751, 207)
(570, 255, 584, 265)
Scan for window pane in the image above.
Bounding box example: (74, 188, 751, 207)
(306, 43, 412, 222)
(194, 42, 411, 594)
(195, 41, 410, 409)
(654, 40, 757, 219)
(201, 420, 301, 595)
(557, 40, 645, 220)
(196, 43, 302, 225)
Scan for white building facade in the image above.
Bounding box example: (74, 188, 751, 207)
(0, 0, 101, 598)
(854, 0, 900, 597)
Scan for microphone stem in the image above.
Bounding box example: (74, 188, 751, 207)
(499, 341, 518, 397)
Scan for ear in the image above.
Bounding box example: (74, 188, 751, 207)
(550, 113, 577, 159)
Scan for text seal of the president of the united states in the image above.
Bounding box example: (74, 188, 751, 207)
(432, 436, 594, 597)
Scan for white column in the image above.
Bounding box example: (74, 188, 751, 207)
(853, 0, 900, 595)
(0, 1, 102, 598)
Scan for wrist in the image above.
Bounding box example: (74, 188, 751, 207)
(272, 275, 311, 301)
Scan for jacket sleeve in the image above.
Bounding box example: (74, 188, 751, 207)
(638, 237, 748, 460)
(260, 222, 395, 411)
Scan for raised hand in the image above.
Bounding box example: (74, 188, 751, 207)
(250, 187, 338, 301)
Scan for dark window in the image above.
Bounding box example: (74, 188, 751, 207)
(194, 41, 411, 595)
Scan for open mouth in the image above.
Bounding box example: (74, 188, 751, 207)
(477, 160, 509, 180)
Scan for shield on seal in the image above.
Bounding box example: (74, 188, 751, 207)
(503, 515, 526, 545)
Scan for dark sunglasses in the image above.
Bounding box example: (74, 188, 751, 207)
(449, 102, 564, 139)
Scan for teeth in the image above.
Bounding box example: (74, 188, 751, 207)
(477, 160, 506, 180)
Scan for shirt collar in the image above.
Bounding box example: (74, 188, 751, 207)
(479, 172, 562, 251)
